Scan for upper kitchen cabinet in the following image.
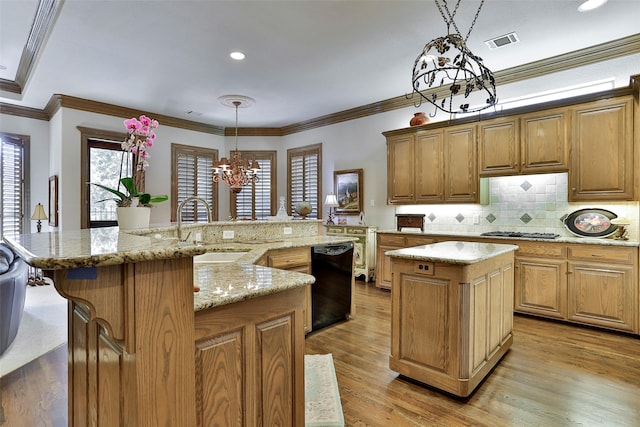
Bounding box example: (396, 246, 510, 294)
(569, 96, 635, 201)
(479, 109, 569, 177)
(444, 124, 478, 203)
(386, 125, 477, 204)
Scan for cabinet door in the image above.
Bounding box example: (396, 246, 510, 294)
(479, 117, 520, 176)
(520, 108, 569, 174)
(444, 124, 478, 202)
(415, 130, 444, 202)
(569, 96, 634, 201)
(515, 256, 567, 319)
(567, 262, 636, 332)
(387, 134, 415, 204)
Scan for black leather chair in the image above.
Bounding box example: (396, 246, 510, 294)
(0, 243, 28, 356)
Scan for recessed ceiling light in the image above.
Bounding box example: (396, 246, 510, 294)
(230, 51, 245, 60)
(578, 0, 607, 12)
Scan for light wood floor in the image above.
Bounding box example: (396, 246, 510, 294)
(2, 280, 640, 426)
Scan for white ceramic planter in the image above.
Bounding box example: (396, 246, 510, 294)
(116, 207, 151, 230)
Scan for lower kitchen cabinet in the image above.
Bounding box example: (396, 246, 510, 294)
(324, 224, 377, 282)
(375, 233, 435, 290)
(377, 232, 639, 334)
(260, 247, 313, 333)
(566, 245, 637, 333)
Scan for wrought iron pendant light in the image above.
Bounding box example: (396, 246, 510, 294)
(214, 95, 259, 194)
(410, 0, 497, 116)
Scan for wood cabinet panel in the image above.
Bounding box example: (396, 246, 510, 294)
(520, 108, 569, 173)
(569, 96, 634, 201)
(515, 256, 567, 319)
(415, 131, 444, 202)
(567, 244, 635, 264)
(479, 117, 519, 176)
(567, 262, 636, 332)
(376, 233, 435, 289)
(444, 125, 478, 203)
(387, 134, 415, 203)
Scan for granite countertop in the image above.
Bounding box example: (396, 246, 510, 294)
(376, 229, 640, 247)
(3, 227, 355, 312)
(386, 241, 519, 264)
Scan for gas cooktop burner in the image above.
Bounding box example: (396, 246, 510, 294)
(480, 231, 560, 239)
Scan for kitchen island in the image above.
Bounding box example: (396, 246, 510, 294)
(386, 241, 518, 397)
(4, 226, 351, 426)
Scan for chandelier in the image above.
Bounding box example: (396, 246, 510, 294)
(214, 95, 259, 194)
(409, 0, 497, 116)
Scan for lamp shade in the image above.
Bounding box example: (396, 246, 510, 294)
(31, 203, 48, 220)
(324, 194, 339, 207)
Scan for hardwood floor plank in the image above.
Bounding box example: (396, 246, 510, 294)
(2, 280, 639, 426)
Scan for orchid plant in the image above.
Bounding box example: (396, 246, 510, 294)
(91, 115, 168, 207)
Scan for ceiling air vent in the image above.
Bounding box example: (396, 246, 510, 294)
(485, 32, 520, 49)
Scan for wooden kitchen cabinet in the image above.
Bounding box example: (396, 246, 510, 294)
(514, 242, 567, 319)
(324, 224, 377, 282)
(386, 125, 477, 204)
(375, 233, 435, 289)
(569, 96, 635, 201)
(566, 245, 637, 333)
(264, 247, 313, 333)
(479, 110, 569, 177)
(444, 124, 478, 203)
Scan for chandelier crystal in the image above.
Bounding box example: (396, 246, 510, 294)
(214, 95, 259, 194)
(409, 0, 497, 116)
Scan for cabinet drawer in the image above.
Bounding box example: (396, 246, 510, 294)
(516, 242, 565, 258)
(567, 245, 636, 264)
(405, 236, 435, 247)
(325, 227, 345, 235)
(346, 227, 366, 235)
(267, 248, 311, 269)
(378, 234, 407, 246)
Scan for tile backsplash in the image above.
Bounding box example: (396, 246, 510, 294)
(396, 173, 639, 240)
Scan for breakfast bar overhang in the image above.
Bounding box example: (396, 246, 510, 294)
(386, 241, 519, 397)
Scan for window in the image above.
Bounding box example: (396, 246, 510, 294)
(171, 144, 218, 222)
(0, 133, 30, 237)
(79, 127, 132, 228)
(231, 151, 277, 220)
(287, 143, 322, 219)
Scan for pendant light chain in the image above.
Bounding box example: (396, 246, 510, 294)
(435, 0, 485, 41)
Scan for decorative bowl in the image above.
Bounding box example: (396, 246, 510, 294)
(294, 201, 313, 218)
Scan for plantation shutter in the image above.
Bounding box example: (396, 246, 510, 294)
(233, 152, 276, 220)
(172, 144, 217, 222)
(288, 144, 321, 219)
(0, 134, 27, 237)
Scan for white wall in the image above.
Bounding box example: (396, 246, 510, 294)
(0, 114, 50, 233)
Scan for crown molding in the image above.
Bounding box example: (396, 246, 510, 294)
(0, 102, 49, 120)
(45, 94, 225, 135)
(2, 33, 639, 136)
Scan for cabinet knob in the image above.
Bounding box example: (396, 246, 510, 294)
(571, 188, 576, 192)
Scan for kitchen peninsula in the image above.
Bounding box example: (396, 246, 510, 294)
(386, 241, 518, 397)
(3, 222, 353, 426)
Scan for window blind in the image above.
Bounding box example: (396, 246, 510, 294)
(173, 145, 217, 222)
(0, 134, 26, 237)
(233, 152, 276, 220)
(288, 145, 321, 219)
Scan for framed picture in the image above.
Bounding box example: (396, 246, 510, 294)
(334, 169, 363, 215)
(48, 175, 58, 227)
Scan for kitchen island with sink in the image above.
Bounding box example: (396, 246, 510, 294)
(3, 225, 353, 427)
(386, 241, 518, 397)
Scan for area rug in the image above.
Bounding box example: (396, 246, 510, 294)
(0, 282, 67, 377)
(305, 353, 345, 427)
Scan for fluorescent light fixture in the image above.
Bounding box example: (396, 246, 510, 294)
(230, 51, 245, 60)
(578, 0, 607, 12)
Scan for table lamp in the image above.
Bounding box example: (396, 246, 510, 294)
(324, 194, 339, 225)
(31, 203, 48, 232)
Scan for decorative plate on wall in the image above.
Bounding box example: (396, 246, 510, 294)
(561, 208, 618, 238)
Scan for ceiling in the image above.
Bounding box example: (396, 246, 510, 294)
(1, 0, 639, 129)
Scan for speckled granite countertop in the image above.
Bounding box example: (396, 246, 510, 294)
(376, 229, 640, 247)
(386, 241, 519, 264)
(3, 227, 354, 311)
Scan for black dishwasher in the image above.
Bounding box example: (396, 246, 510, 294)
(311, 242, 354, 332)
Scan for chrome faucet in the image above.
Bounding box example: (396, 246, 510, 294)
(177, 196, 212, 243)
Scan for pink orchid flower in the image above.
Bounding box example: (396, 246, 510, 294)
(124, 118, 142, 132)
